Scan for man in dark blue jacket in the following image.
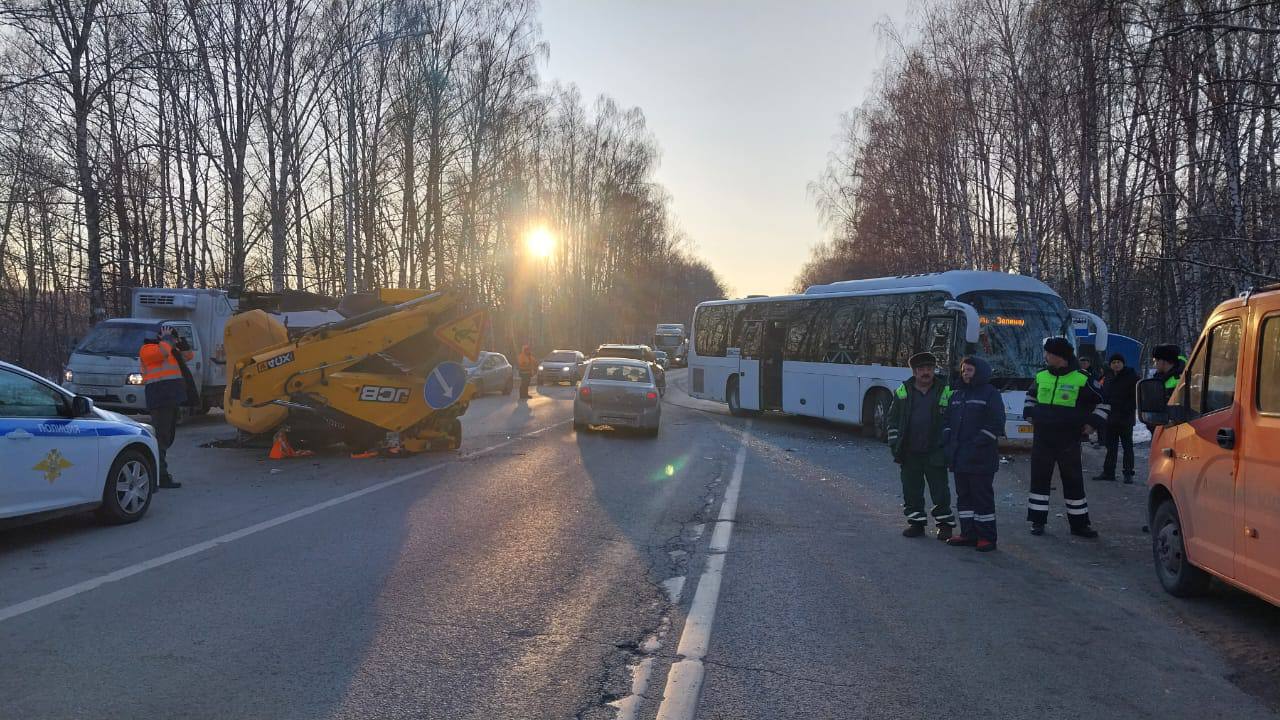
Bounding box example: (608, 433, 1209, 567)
(943, 356, 1006, 552)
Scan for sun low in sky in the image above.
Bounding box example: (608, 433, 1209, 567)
(526, 226, 556, 259)
(539, 0, 912, 297)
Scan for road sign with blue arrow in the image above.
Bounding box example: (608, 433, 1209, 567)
(424, 361, 468, 410)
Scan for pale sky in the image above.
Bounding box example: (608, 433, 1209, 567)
(539, 0, 914, 297)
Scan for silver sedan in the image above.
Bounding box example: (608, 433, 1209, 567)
(573, 359, 661, 437)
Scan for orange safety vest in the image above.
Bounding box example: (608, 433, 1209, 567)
(518, 352, 536, 372)
(139, 340, 183, 384)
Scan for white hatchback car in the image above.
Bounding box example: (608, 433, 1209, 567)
(0, 360, 159, 529)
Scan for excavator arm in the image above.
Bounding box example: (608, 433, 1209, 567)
(225, 289, 486, 453)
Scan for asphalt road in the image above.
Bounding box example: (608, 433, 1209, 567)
(3, 370, 1280, 719)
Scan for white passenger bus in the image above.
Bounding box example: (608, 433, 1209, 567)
(687, 271, 1107, 441)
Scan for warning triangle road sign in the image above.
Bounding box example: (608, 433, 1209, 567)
(434, 310, 487, 361)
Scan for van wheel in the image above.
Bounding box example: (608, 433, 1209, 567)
(1152, 499, 1212, 597)
(862, 389, 892, 441)
(96, 448, 153, 525)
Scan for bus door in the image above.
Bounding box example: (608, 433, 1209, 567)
(737, 321, 763, 410)
(760, 320, 787, 410)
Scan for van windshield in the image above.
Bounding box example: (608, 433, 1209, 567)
(76, 323, 158, 357)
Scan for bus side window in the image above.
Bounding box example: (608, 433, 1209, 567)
(740, 321, 762, 358)
(694, 306, 723, 357)
(785, 302, 818, 361)
(825, 299, 863, 364)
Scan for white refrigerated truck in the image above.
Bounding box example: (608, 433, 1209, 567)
(62, 289, 237, 413)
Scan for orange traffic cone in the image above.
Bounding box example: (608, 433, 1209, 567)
(269, 429, 314, 459)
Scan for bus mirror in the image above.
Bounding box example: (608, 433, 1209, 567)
(1070, 309, 1108, 352)
(943, 301, 981, 344)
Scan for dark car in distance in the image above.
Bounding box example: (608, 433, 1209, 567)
(537, 350, 586, 385)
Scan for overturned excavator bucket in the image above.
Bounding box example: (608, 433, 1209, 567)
(223, 310, 290, 435)
(223, 288, 486, 454)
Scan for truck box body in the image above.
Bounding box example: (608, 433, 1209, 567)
(63, 288, 237, 412)
(131, 288, 237, 390)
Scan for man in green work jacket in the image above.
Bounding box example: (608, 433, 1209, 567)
(887, 352, 955, 540)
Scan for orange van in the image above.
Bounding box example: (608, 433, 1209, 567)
(1139, 285, 1280, 604)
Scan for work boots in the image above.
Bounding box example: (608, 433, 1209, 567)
(902, 524, 925, 538)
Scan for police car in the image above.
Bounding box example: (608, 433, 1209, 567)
(1, 360, 159, 529)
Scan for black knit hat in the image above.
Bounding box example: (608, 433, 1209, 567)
(1109, 353, 1126, 364)
(908, 352, 938, 369)
(1042, 337, 1075, 361)
(1151, 344, 1180, 363)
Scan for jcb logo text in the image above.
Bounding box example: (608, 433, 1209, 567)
(359, 385, 410, 403)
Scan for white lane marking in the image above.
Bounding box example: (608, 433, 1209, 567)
(0, 420, 569, 625)
(610, 657, 655, 719)
(656, 420, 751, 720)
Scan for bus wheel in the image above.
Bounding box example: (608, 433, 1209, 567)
(727, 378, 746, 417)
(862, 389, 892, 441)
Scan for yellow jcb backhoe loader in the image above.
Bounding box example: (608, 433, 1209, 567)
(223, 288, 487, 455)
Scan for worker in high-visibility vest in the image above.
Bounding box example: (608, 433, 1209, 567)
(517, 344, 537, 399)
(886, 352, 956, 540)
(1150, 344, 1185, 401)
(1024, 337, 1107, 539)
(138, 328, 195, 489)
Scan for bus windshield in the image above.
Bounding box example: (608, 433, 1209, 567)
(958, 291, 1072, 387)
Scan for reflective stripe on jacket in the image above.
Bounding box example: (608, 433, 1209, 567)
(140, 340, 182, 384)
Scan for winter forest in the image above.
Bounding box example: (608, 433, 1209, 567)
(803, 0, 1280, 350)
(0, 0, 726, 376)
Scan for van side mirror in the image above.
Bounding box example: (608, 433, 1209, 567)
(1137, 378, 1182, 426)
(71, 395, 94, 417)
